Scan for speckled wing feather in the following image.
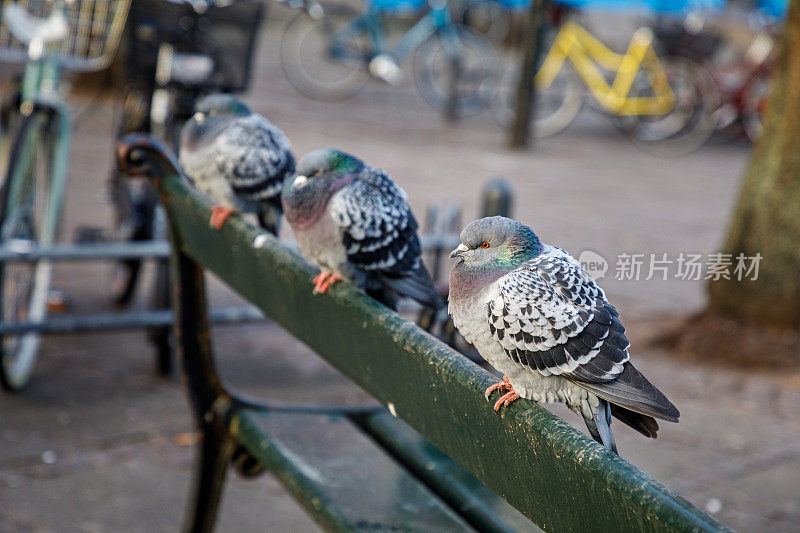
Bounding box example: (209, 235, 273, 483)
(487, 247, 678, 421)
(214, 115, 295, 204)
(330, 167, 439, 308)
(487, 248, 628, 380)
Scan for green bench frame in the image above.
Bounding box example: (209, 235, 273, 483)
(118, 136, 729, 533)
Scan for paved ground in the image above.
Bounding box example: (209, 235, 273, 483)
(2, 6, 799, 532)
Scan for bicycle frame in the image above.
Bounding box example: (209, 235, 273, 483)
(3, 55, 72, 247)
(536, 21, 675, 116)
(330, 0, 461, 66)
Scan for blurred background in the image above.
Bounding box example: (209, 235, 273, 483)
(0, 0, 797, 531)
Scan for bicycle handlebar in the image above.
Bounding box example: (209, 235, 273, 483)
(3, 4, 69, 53)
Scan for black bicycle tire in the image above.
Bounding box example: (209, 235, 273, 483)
(147, 115, 187, 377)
(613, 56, 718, 155)
(280, 5, 370, 102)
(413, 24, 501, 118)
(149, 257, 173, 376)
(741, 70, 771, 143)
(0, 110, 55, 392)
(108, 87, 155, 306)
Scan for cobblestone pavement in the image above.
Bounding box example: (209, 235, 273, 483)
(1, 7, 799, 532)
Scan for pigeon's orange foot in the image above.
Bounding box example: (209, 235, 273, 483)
(493, 390, 520, 412)
(484, 375, 512, 401)
(312, 272, 327, 292)
(312, 272, 343, 294)
(209, 206, 234, 229)
(319, 274, 342, 293)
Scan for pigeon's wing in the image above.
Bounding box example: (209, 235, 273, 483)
(214, 115, 295, 204)
(487, 250, 626, 381)
(329, 168, 440, 308)
(487, 248, 678, 421)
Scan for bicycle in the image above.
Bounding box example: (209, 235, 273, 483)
(653, 11, 777, 143)
(494, 6, 717, 153)
(108, 0, 264, 373)
(280, 0, 501, 117)
(0, 0, 130, 390)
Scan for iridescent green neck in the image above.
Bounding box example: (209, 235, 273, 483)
(228, 99, 251, 116)
(498, 227, 542, 268)
(329, 151, 362, 174)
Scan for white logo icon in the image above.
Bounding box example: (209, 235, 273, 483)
(578, 250, 608, 280)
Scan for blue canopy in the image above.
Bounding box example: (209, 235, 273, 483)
(367, 0, 740, 15)
(367, 0, 427, 12)
(557, 0, 726, 12)
(758, 0, 787, 17)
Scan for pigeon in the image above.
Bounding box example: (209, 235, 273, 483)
(282, 148, 441, 311)
(448, 216, 679, 454)
(179, 94, 295, 234)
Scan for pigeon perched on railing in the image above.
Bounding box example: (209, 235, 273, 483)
(179, 94, 295, 234)
(448, 216, 679, 454)
(282, 148, 441, 311)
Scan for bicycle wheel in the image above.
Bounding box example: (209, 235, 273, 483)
(147, 204, 173, 376)
(614, 56, 718, 155)
(413, 24, 501, 118)
(280, 4, 370, 102)
(491, 55, 583, 137)
(108, 87, 154, 306)
(452, 0, 511, 45)
(741, 70, 771, 143)
(149, 257, 173, 376)
(108, 178, 154, 305)
(150, 114, 186, 377)
(0, 113, 56, 391)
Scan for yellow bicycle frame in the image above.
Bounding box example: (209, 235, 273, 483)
(536, 21, 675, 116)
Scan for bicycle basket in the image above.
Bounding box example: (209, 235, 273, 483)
(128, 0, 263, 93)
(0, 0, 131, 71)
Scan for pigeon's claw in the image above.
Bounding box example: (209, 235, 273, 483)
(312, 272, 327, 289)
(484, 375, 512, 401)
(318, 273, 342, 293)
(313, 272, 343, 294)
(209, 206, 234, 229)
(493, 390, 520, 412)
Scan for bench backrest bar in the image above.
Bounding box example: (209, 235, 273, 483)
(129, 140, 728, 533)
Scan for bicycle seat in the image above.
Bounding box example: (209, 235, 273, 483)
(2, 4, 69, 47)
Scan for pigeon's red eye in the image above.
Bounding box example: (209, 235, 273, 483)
(481, 242, 490, 249)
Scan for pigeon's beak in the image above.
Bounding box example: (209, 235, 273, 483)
(193, 112, 205, 124)
(450, 243, 468, 259)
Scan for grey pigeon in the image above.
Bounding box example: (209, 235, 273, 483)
(282, 148, 441, 311)
(179, 94, 295, 234)
(448, 216, 679, 454)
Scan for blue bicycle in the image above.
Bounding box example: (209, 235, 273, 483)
(280, 0, 501, 116)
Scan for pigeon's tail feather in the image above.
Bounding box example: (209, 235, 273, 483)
(257, 202, 283, 236)
(585, 399, 618, 455)
(610, 404, 659, 439)
(572, 362, 680, 423)
(379, 265, 442, 310)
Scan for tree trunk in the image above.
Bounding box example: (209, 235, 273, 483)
(707, 1, 800, 329)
